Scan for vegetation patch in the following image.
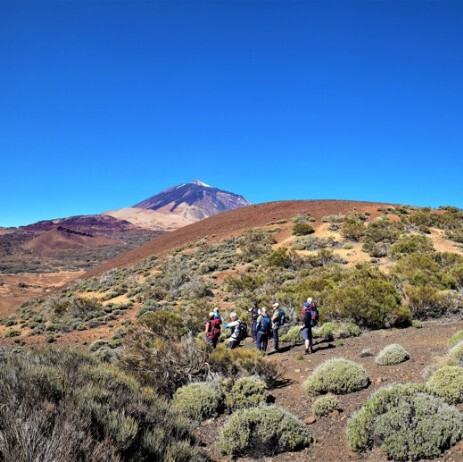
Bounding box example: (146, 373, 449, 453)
(173, 382, 222, 421)
(346, 383, 463, 461)
(225, 376, 268, 411)
(217, 406, 310, 457)
(303, 358, 370, 395)
(427, 366, 463, 405)
(448, 330, 463, 349)
(375, 344, 410, 366)
(311, 395, 340, 417)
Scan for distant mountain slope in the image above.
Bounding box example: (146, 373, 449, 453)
(133, 180, 251, 220)
(22, 227, 125, 257)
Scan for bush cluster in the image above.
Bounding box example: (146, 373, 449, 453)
(448, 329, 463, 349)
(375, 344, 410, 366)
(0, 348, 207, 462)
(346, 384, 463, 461)
(303, 358, 370, 395)
(217, 406, 310, 457)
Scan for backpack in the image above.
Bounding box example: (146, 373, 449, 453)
(236, 321, 249, 341)
(208, 320, 221, 339)
(277, 309, 286, 326)
(259, 316, 271, 334)
(310, 308, 319, 327)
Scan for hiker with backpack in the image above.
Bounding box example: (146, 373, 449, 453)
(301, 299, 319, 354)
(255, 307, 271, 352)
(224, 312, 247, 349)
(249, 301, 259, 342)
(213, 306, 222, 321)
(270, 302, 285, 353)
(205, 311, 222, 348)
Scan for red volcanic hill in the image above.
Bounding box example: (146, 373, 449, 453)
(22, 227, 125, 257)
(86, 199, 397, 277)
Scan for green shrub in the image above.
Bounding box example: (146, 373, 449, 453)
(311, 395, 340, 417)
(292, 222, 314, 236)
(217, 406, 310, 456)
(411, 319, 423, 328)
(448, 342, 463, 363)
(303, 358, 370, 395)
(172, 382, 222, 420)
(313, 322, 337, 342)
(428, 366, 463, 405)
(5, 329, 20, 338)
(390, 234, 434, 258)
(346, 384, 463, 461)
(337, 322, 361, 338)
(375, 344, 410, 366)
(448, 330, 463, 349)
(280, 326, 303, 344)
(340, 215, 366, 241)
(225, 376, 268, 411)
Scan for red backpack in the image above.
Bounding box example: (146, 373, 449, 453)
(207, 319, 221, 339)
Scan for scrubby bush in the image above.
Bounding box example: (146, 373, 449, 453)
(448, 342, 463, 364)
(225, 376, 268, 411)
(448, 330, 463, 349)
(337, 322, 361, 338)
(217, 406, 310, 456)
(303, 358, 370, 395)
(292, 222, 315, 236)
(280, 326, 303, 344)
(313, 322, 337, 342)
(428, 366, 463, 404)
(346, 384, 463, 461)
(375, 344, 410, 366)
(311, 395, 340, 417)
(340, 215, 366, 241)
(172, 382, 222, 420)
(390, 234, 434, 259)
(0, 348, 207, 462)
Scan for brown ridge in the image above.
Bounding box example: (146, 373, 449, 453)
(85, 199, 399, 278)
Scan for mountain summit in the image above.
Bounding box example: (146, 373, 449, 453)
(133, 180, 251, 221)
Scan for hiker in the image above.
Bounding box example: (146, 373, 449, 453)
(302, 300, 319, 354)
(224, 312, 244, 349)
(302, 297, 314, 316)
(249, 301, 259, 342)
(270, 302, 285, 352)
(256, 307, 271, 352)
(213, 306, 222, 321)
(205, 311, 221, 348)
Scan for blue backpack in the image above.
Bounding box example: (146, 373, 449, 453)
(259, 316, 271, 334)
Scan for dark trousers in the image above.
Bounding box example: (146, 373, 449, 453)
(228, 339, 239, 349)
(256, 331, 268, 352)
(272, 328, 279, 350)
(206, 336, 219, 348)
(251, 320, 258, 342)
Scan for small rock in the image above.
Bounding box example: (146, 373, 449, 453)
(375, 377, 383, 384)
(305, 415, 317, 425)
(330, 410, 340, 417)
(359, 348, 373, 357)
(294, 369, 301, 373)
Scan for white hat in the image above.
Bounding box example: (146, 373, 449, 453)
(273, 302, 279, 308)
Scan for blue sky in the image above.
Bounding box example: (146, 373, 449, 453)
(1, 1, 462, 227)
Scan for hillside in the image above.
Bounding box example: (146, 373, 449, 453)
(1, 200, 463, 461)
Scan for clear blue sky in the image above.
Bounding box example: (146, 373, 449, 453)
(1, 1, 462, 227)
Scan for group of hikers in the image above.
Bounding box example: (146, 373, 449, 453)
(205, 297, 319, 354)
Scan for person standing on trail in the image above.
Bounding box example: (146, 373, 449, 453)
(302, 297, 314, 316)
(270, 302, 285, 353)
(205, 311, 221, 348)
(249, 301, 259, 342)
(213, 307, 222, 321)
(224, 312, 244, 349)
(256, 307, 271, 352)
(302, 300, 319, 354)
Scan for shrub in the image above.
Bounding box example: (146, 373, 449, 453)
(340, 215, 366, 241)
(375, 344, 410, 366)
(292, 222, 314, 236)
(217, 406, 310, 456)
(313, 322, 337, 342)
(303, 358, 370, 395)
(172, 382, 222, 420)
(448, 342, 463, 364)
(0, 348, 207, 462)
(390, 234, 434, 258)
(337, 322, 361, 338)
(280, 326, 303, 344)
(346, 384, 463, 461)
(5, 329, 20, 338)
(427, 366, 463, 405)
(311, 395, 340, 417)
(225, 376, 268, 411)
(448, 330, 463, 349)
